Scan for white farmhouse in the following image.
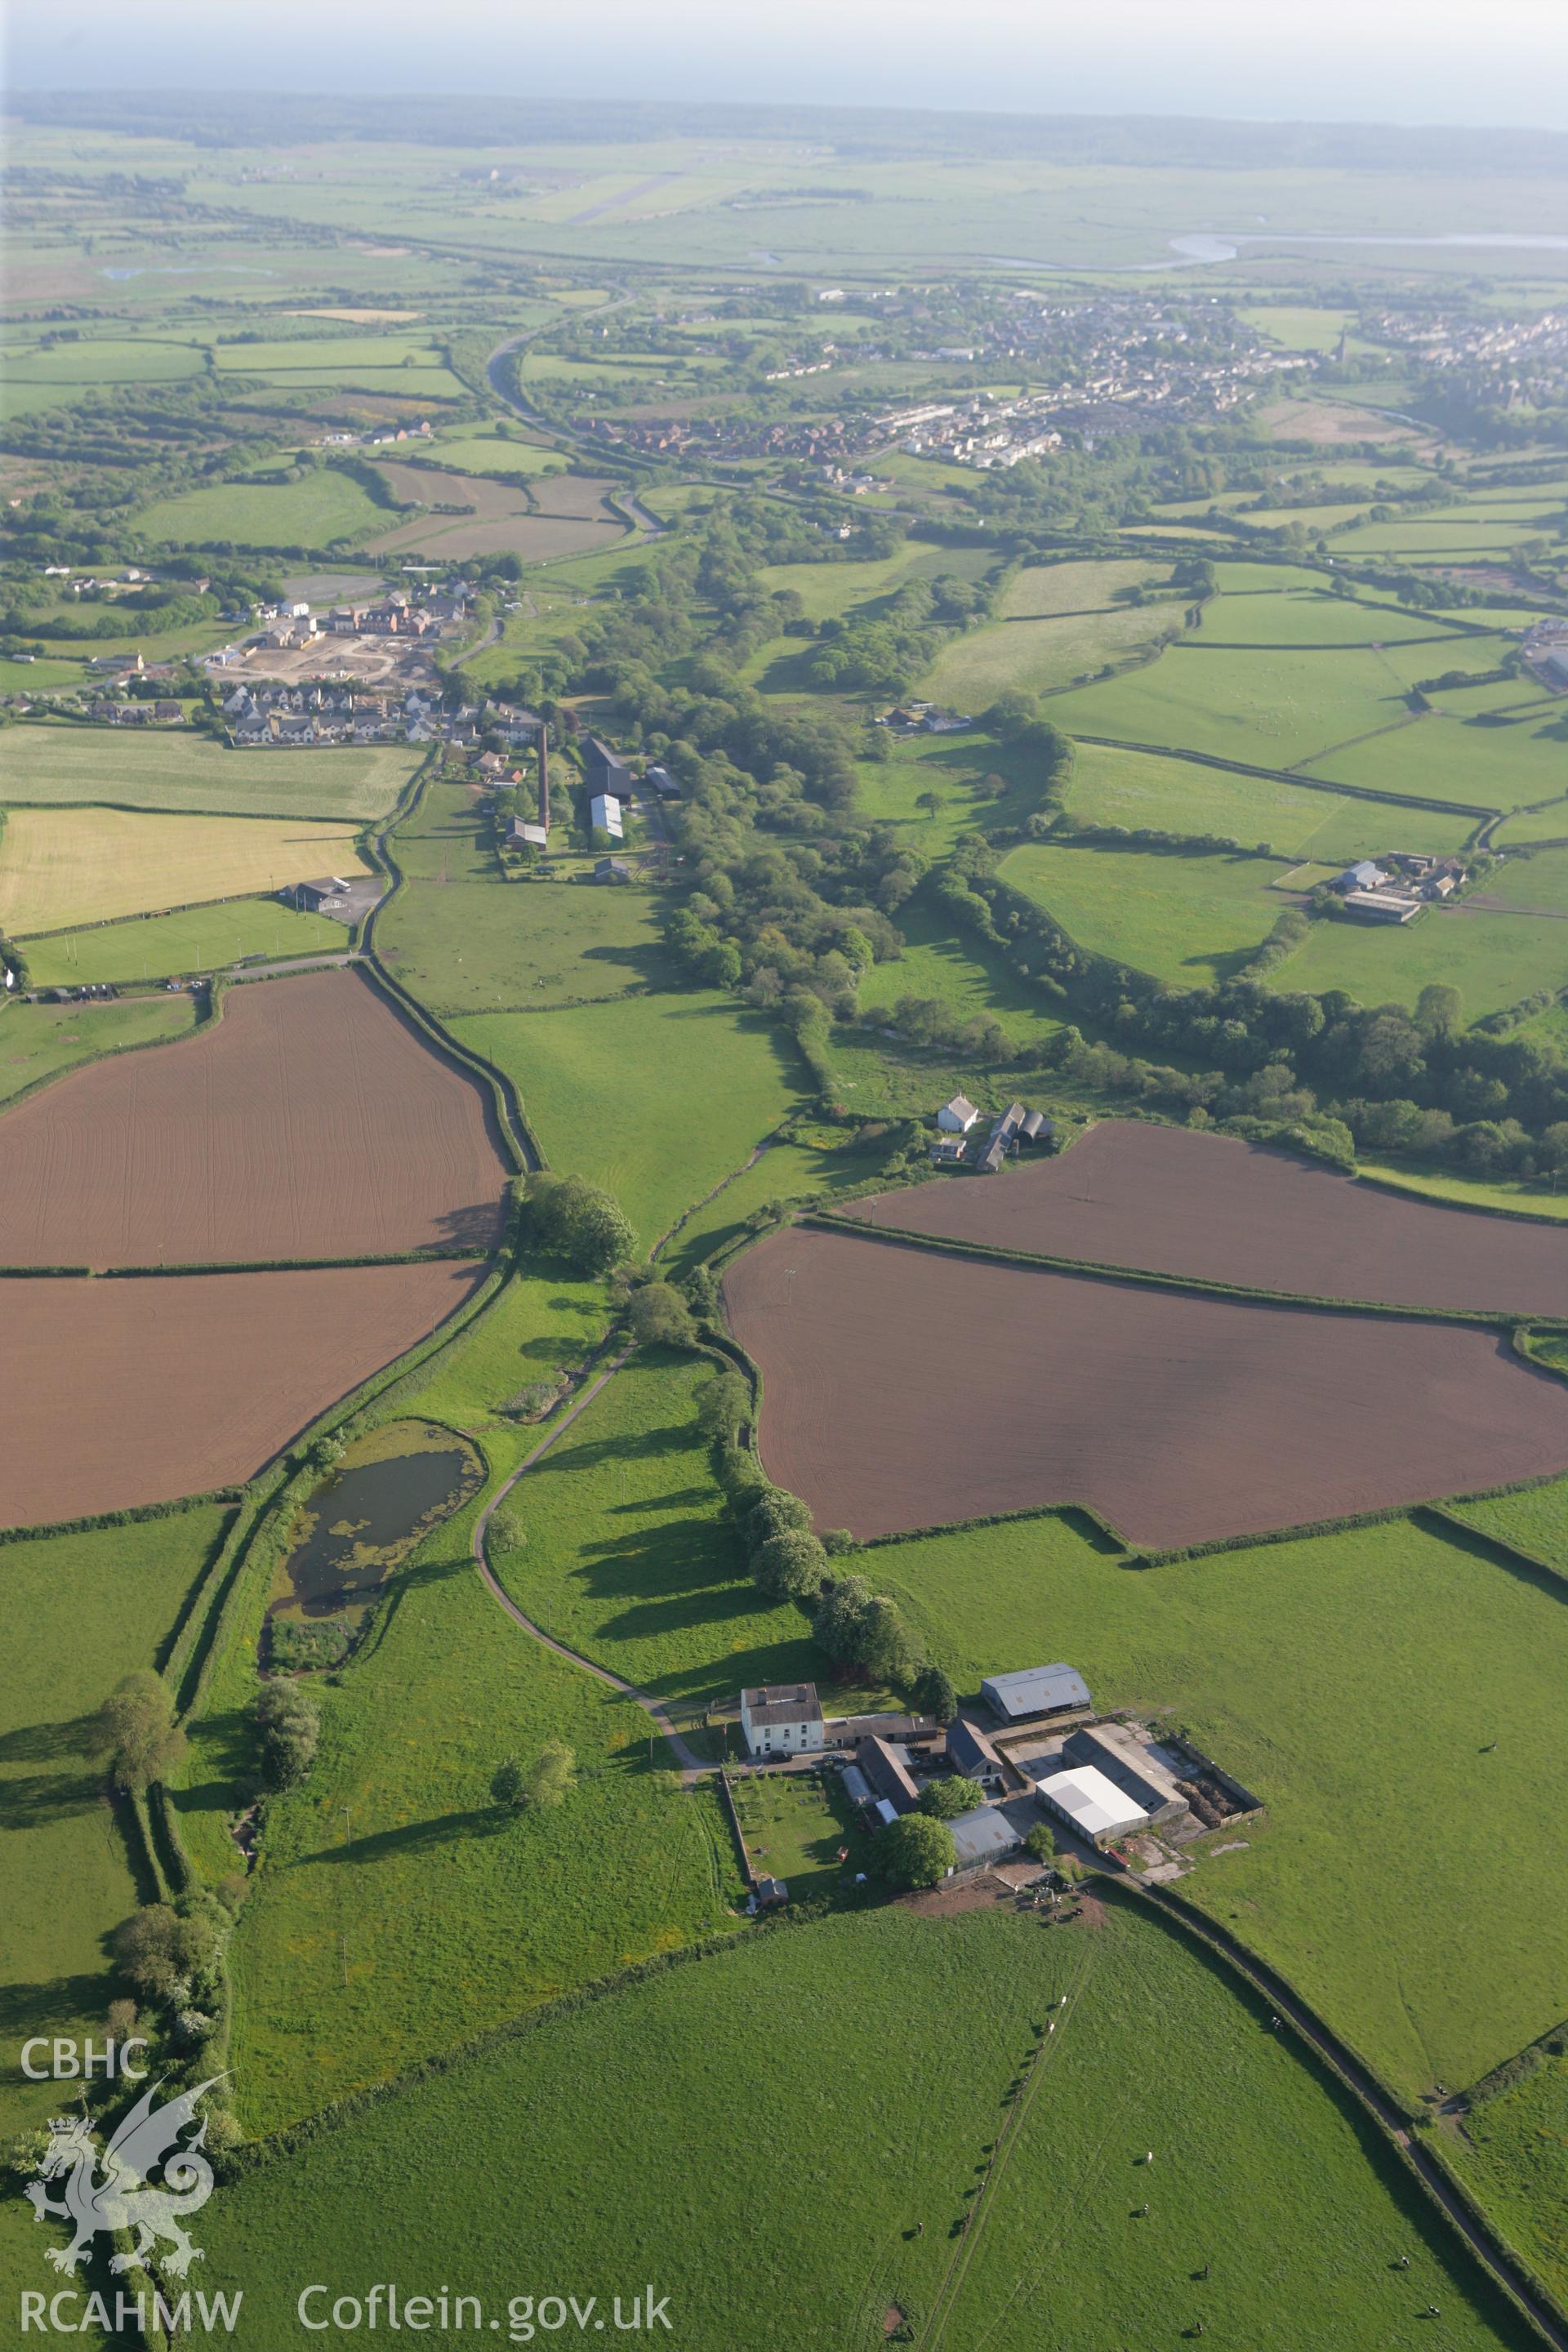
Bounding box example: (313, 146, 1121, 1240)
(937, 1093, 980, 1134)
(739, 1682, 825, 1761)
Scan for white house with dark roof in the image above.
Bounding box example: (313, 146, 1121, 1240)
(740, 1682, 824, 1759)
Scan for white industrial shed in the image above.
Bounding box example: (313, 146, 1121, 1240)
(1036, 1766, 1147, 1850)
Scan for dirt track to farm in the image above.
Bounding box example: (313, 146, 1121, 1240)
(0, 1263, 483, 1529)
(724, 1226, 1568, 1549)
(852, 1119, 1568, 1317)
(0, 969, 509, 1268)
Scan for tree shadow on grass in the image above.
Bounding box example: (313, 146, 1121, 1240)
(546, 1418, 696, 1473)
(300, 1806, 501, 1869)
(176, 1706, 256, 1814)
(0, 1715, 97, 1766)
(578, 941, 675, 987)
(577, 1516, 742, 1607)
(0, 1768, 104, 1832)
(0, 1974, 119, 2050)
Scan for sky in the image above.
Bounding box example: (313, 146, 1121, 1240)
(8, 0, 1568, 131)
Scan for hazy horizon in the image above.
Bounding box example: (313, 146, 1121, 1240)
(8, 0, 1568, 136)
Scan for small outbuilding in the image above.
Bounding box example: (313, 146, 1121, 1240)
(595, 858, 634, 884)
(947, 1806, 1023, 1873)
(840, 1763, 874, 1809)
(982, 1664, 1092, 1725)
(858, 1735, 920, 1815)
(947, 1717, 1008, 1792)
(1036, 1765, 1147, 1850)
(509, 819, 549, 851)
(283, 876, 353, 915)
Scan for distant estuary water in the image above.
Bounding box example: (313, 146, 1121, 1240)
(990, 229, 1568, 273)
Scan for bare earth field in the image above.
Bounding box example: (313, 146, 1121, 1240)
(0, 1263, 483, 1530)
(724, 1227, 1568, 1548)
(853, 1120, 1568, 1316)
(0, 969, 508, 1268)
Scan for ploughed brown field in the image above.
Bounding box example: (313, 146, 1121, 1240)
(0, 1263, 483, 1530)
(724, 1226, 1568, 1548)
(851, 1119, 1568, 1316)
(0, 969, 509, 1269)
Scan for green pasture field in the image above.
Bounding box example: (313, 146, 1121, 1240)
(429, 430, 567, 476)
(1000, 557, 1167, 617)
(1212, 558, 1358, 595)
(1062, 739, 1480, 862)
(1239, 306, 1359, 350)
(1298, 699, 1568, 815)
(753, 542, 995, 625)
(135, 470, 393, 550)
(216, 1511, 739, 2136)
(1446, 1472, 1568, 1578)
(922, 590, 1183, 705)
(1273, 898, 1568, 1017)
(388, 776, 497, 883)
(1340, 519, 1555, 559)
(853, 727, 1064, 854)
(1449, 2056, 1568, 2304)
(857, 897, 1067, 1043)
(1245, 499, 1393, 534)
(487, 1350, 833, 1711)
(659, 1134, 876, 1283)
(875, 1510, 1568, 2100)
(1355, 1160, 1568, 1223)
(193, 1901, 1535, 2352)
(1488, 804, 1568, 848)
(23, 899, 352, 987)
(1001, 836, 1288, 987)
(1042, 639, 1421, 770)
(0, 654, 89, 693)
(393, 1267, 609, 1436)
(0, 990, 197, 1102)
(210, 336, 437, 372)
(378, 876, 670, 1014)
(1194, 590, 1463, 648)
(453, 990, 805, 1254)
(1, 335, 207, 389)
(1470, 847, 1568, 915)
(2, 727, 420, 820)
(253, 366, 465, 399)
(0, 1507, 232, 2144)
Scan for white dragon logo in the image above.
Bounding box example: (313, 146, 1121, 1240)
(25, 2076, 223, 2278)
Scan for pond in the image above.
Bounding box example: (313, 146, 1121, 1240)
(272, 1419, 483, 1644)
